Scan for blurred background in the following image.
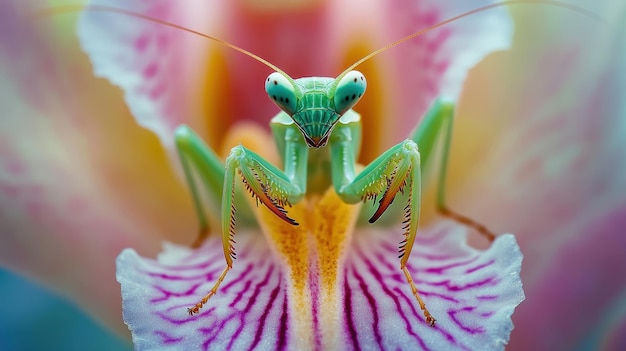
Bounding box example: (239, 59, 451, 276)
(0, 0, 624, 350)
(0, 269, 131, 350)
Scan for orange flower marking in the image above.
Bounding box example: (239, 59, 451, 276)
(254, 187, 361, 349)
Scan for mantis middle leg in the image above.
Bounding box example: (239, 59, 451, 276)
(410, 99, 495, 241)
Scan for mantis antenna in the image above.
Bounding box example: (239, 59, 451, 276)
(336, 0, 608, 81)
(30, 4, 295, 85)
(32, 1, 607, 82)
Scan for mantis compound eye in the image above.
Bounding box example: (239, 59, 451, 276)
(265, 72, 298, 115)
(333, 70, 366, 115)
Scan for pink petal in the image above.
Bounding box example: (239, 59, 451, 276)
(345, 226, 523, 350)
(386, 0, 512, 100)
(78, 0, 217, 149)
(511, 204, 626, 350)
(382, 0, 511, 147)
(324, 0, 512, 160)
(444, 6, 626, 349)
(118, 222, 523, 350)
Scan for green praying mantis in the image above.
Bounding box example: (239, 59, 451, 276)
(38, 0, 603, 328)
(171, 6, 505, 328)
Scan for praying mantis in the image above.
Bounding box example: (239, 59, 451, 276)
(37, 0, 603, 329)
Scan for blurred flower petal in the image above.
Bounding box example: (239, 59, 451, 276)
(0, 1, 202, 336)
(326, 0, 512, 160)
(388, 0, 512, 101)
(391, 0, 512, 143)
(78, 0, 217, 149)
(445, 4, 626, 349)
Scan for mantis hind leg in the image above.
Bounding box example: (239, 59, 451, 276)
(174, 125, 255, 248)
(175, 125, 222, 247)
(411, 99, 495, 242)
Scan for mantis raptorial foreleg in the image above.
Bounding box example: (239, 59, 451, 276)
(328, 111, 433, 325)
(328, 99, 496, 326)
(337, 140, 435, 326)
(222, 144, 302, 236)
(176, 125, 307, 315)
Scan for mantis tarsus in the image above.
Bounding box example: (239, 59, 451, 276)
(38, 0, 603, 328)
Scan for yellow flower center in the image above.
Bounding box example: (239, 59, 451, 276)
(257, 187, 362, 349)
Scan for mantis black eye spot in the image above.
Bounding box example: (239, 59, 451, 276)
(333, 70, 367, 114)
(265, 71, 298, 115)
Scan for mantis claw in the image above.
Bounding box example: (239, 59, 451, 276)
(187, 306, 200, 316)
(426, 315, 437, 327)
(402, 265, 436, 326)
(368, 165, 410, 223)
(240, 170, 299, 226)
(368, 181, 398, 223)
(187, 266, 230, 316)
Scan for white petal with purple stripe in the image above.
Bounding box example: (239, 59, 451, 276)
(117, 220, 523, 350)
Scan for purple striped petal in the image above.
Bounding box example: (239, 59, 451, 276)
(118, 234, 285, 350)
(118, 192, 523, 350)
(345, 226, 522, 350)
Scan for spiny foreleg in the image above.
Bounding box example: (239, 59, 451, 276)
(335, 139, 435, 326)
(187, 144, 302, 315)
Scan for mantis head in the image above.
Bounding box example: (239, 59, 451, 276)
(265, 70, 367, 148)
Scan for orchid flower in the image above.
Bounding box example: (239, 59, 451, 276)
(1, 0, 624, 350)
(75, 0, 524, 349)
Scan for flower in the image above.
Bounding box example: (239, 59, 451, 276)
(77, 0, 525, 349)
(1, 0, 624, 350)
